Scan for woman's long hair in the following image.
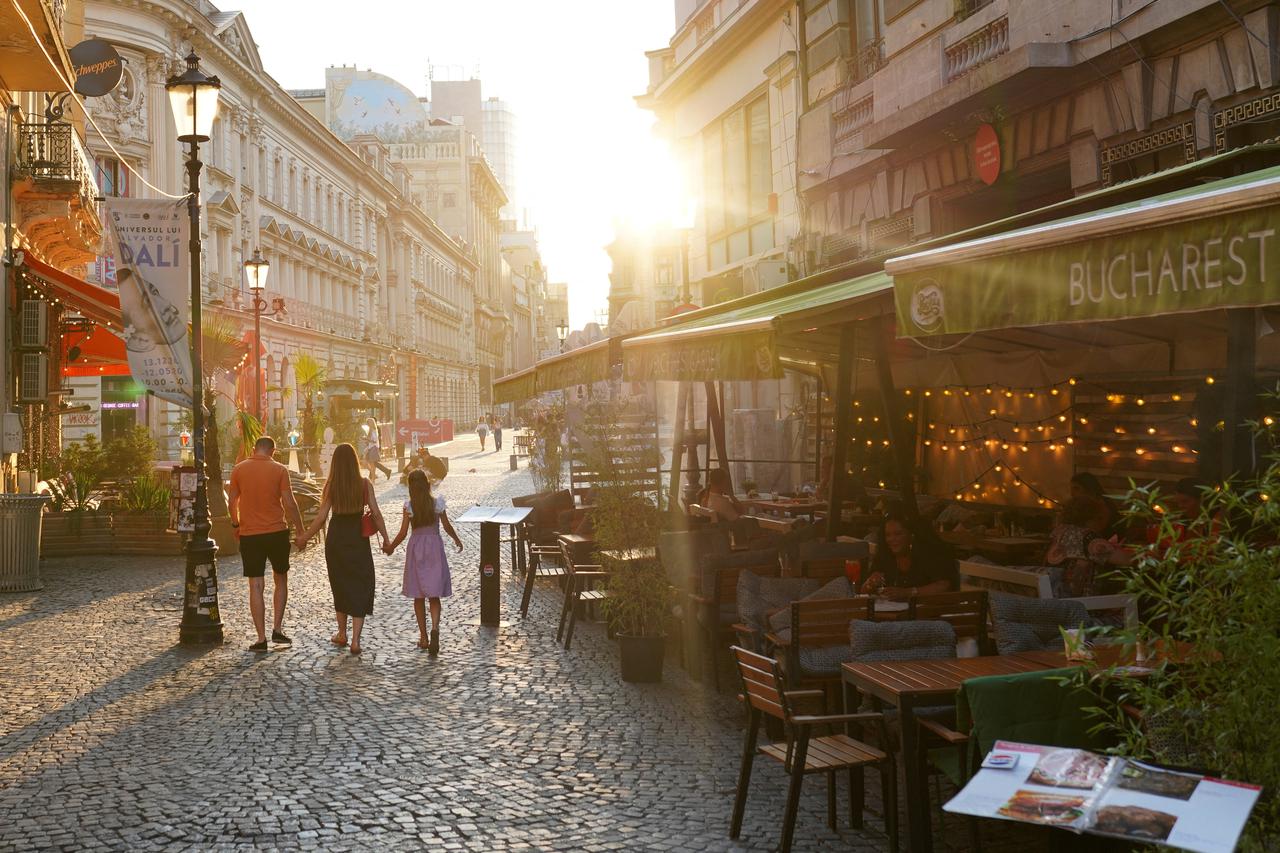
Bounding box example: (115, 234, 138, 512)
(407, 469, 436, 528)
(328, 443, 365, 514)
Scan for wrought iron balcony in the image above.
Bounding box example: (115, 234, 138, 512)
(13, 121, 98, 212)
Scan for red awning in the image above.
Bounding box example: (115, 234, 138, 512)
(62, 327, 130, 376)
(19, 251, 123, 331)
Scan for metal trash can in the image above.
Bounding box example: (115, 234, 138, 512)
(0, 494, 52, 592)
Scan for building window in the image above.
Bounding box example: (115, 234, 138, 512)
(704, 95, 773, 269)
(94, 156, 130, 197)
(443, 192, 457, 208)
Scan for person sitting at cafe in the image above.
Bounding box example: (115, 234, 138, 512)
(861, 511, 957, 601)
(698, 467, 744, 522)
(1046, 496, 1131, 597)
(1070, 472, 1120, 537)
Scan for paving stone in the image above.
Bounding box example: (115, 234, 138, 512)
(0, 434, 1040, 852)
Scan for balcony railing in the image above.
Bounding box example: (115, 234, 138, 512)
(848, 38, 885, 85)
(945, 15, 1008, 82)
(14, 121, 98, 211)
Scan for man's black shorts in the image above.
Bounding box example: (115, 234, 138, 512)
(240, 529, 291, 578)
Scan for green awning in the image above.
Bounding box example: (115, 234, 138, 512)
(492, 365, 537, 404)
(888, 164, 1280, 338)
(536, 337, 619, 391)
(622, 270, 892, 382)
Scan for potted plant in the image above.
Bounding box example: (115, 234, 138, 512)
(42, 435, 112, 556)
(603, 556, 674, 683)
(113, 473, 182, 556)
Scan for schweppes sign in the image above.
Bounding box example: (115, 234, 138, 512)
(69, 39, 124, 98)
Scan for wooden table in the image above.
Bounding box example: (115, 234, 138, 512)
(841, 653, 1063, 853)
(743, 513, 799, 534)
(742, 498, 825, 520)
(557, 532, 595, 566)
(939, 531, 1049, 563)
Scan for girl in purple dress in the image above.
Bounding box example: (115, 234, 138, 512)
(385, 470, 462, 655)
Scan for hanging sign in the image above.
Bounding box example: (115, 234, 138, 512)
(974, 123, 1001, 186)
(103, 198, 194, 409)
(69, 39, 124, 97)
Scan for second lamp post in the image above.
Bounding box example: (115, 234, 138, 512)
(243, 248, 270, 422)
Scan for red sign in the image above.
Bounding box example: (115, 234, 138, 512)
(396, 418, 453, 447)
(974, 123, 1001, 186)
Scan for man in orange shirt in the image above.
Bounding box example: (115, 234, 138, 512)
(228, 436, 306, 652)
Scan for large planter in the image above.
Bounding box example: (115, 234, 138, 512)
(618, 633, 666, 683)
(40, 511, 113, 558)
(112, 513, 184, 556)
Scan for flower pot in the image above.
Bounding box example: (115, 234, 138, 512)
(618, 633, 665, 683)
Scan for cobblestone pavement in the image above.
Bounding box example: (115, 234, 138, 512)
(0, 434, 1033, 852)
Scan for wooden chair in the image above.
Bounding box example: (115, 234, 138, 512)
(797, 556, 850, 582)
(909, 590, 991, 655)
(557, 538, 610, 650)
(693, 559, 781, 689)
(731, 647, 897, 853)
(774, 596, 876, 700)
(520, 540, 567, 618)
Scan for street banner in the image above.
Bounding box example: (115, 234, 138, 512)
(396, 418, 454, 448)
(103, 198, 194, 408)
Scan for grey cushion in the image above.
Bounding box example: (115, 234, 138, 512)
(849, 619, 957, 663)
(989, 592, 1090, 655)
(767, 576, 854, 634)
(799, 644, 858, 676)
(736, 574, 821, 650)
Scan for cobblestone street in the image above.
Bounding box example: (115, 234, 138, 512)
(0, 435, 1012, 852)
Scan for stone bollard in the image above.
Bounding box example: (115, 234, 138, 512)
(509, 454, 518, 472)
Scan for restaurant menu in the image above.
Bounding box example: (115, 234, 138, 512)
(945, 742, 1261, 853)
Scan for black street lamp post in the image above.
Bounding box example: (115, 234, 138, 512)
(167, 51, 223, 645)
(243, 248, 271, 423)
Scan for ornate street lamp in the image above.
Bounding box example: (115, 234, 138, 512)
(555, 320, 568, 354)
(167, 51, 222, 645)
(243, 248, 270, 422)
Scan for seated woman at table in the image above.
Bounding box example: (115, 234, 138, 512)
(860, 512, 957, 601)
(698, 467, 745, 522)
(1046, 496, 1131, 597)
(1070, 472, 1121, 537)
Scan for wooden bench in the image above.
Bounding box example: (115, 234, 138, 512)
(512, 433, 533, 457)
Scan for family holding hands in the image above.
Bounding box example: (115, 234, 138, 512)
(229, 436, 461, 658)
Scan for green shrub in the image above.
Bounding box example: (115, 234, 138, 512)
(101, 425, 157, 483)
(1075, 445, 1280, 848)
(117, 473, 171, 514)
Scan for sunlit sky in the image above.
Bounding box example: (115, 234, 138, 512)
(230, 0, 687, 329)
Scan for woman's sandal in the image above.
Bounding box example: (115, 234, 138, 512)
(330, 634, 348, 647)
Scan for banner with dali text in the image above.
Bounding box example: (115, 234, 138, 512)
(104, 198, 194, 409)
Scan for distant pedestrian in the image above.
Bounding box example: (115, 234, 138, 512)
(363, 417, 393, 482)
(227, 436, 306, 652)
(385, 469, 461, 655)
(298, 443, 390, 655)
(476, 418, 489, 451)
(492, 416, 503, 452)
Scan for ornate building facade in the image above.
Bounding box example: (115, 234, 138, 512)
(73, 0, 482, 456)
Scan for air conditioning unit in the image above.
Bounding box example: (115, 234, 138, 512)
(746, 260, 790, 293)
(18, 352, 48, 402)
(19, 300, 49, 349)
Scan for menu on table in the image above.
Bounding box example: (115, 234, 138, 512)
(944, 742, 1261, 853)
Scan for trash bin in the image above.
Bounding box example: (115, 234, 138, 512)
(0, 494, 51, 592)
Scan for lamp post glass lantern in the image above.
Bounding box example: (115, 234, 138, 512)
(167, 51, 223, 645)
(556, 321, 568, 353)
(244, 249, 270, 422)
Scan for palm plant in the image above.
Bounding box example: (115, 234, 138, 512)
(294, 352, 327, 471)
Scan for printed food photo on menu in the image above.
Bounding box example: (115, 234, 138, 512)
(1093, 805, 1177, 841)
(1027, 749, 1111, 790)
(1115, 763, 1201, 800)
(997, 791, 1087, 826)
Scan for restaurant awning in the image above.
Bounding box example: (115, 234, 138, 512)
(621, 270, 893, 382)
(492, 364, 536, 404)
(61, 327, 130, 377)
(888, 164, 1280, 339)
(19, 251, 124, 332)
(536, 337, 620, 391)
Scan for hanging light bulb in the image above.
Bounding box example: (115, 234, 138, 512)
(1171, 394, 1182, 401)
(1101, 445, 1112, 453)
(1147, 427, 1157, 435)
(1078, 417, 1089, 425)
(1265, 416, 1275, 426)
(1135, 447, 1146, 456)
(1065, 436, 1075, 445)
(1172, 445, 1185, 454)
(1051, 388, 1060, 396)
(944, 389, 952, 396)
(1020, 444, 1029, 452)
(1205, 376, 1215, 385)
(1001, 442, 1010, 450)
(985, 386, 993, 395)
(994, 464, 1003, 472)
(1068, 377, 1077, 386)
(1136, 398, 1146, 406)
